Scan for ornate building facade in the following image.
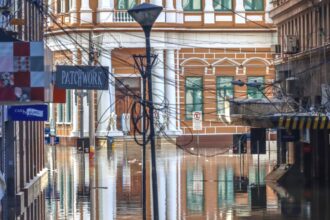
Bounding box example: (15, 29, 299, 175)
(46, 0, 277, 143)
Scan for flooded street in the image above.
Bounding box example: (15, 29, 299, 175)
(43, 141, 330, 220)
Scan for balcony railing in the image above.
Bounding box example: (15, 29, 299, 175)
(113, 10, 135, 23)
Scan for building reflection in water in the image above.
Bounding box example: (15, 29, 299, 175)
(44, 141, 330, 220)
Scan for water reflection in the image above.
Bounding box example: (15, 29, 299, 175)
(44, 141, 330, 220)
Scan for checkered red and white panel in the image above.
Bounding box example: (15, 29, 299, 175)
(0, 41, 50, 103)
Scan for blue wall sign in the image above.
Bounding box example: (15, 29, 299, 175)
(8, 104, 48, 121)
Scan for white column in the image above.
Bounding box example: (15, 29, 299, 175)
(165, 49, 180, 135)
(80, 0, 92, 23)
(152, 49, 165, 132)
(48, 0, 53, 25)
(70, 0, 77, 23)
(61, 0, 65, 13)
(97, 0, 114, 23)
(166, 147, 177, 220)
(71, 48, 79, 137)
(152, 0, 165, 22)
(81, 51, 89, 135)
(204, 0, 215, 24)
(265, 0, 273, 23)
(157, 154, 166, 220)
(235, 0, 246, 24)
(96, 49, 122, 137)
(176, 0, 183, 23)
(166, 0, 176, 23)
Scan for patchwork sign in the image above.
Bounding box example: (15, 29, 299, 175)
(55, 65, 109, 90)
(0, 41, 50, 103)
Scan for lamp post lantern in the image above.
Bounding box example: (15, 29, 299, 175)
(128, 3, 163, 220)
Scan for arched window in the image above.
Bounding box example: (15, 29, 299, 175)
(183, 0, 202, 11)
(217, 76, 233, 115)
(244, 0, 264, 11)
(185, 77, 203, 120)
(214, 0, 232, 11)
(117, 0, 136, 10)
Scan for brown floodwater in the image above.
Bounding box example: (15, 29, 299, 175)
(41, 140, 330, 220)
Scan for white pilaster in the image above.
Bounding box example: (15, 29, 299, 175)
(96, 49, 122, 137)
(265, 0, 273, 23)
(176, 0, 183, 23)
(204, 0, 215, 24)
(152, 0, 165, 22)
(71, 49, 79, 137)
(48, 0, 53, 25)
(157, 153, 166, 220)
(166, 0, 176, 23)
(81, 51, 89, 136)
(235, 0, 246, 24)
(70, 0, 77, 23)
(97, 0, 114, 23)
(80, 0, 92, 24)
(166, 147, 177, 220)
(165, 49, 180, 136)
(61, 0, 65, 13)
(152, 49, 165, 132)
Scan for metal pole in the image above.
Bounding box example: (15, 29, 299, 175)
(239, 138, 242, 177)
(80, 91, 84, 139)
(257, 140, 260, 186)
(197, 131, 200, 156)
(88, 31, 96, 220)
(142, 67, 147, 220)
(88, 31, 95, 152)
(268, 129, 271, 160)
(144, 27, 159, 220)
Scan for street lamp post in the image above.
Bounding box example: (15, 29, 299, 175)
(128, 4, 163, 220)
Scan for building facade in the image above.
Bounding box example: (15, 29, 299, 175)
(270, 0, 330, 186)
(0, 0, 47, 219)
(46, 0, 277, 144)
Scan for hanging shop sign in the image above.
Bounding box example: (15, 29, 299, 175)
(55, 65, 109, 90)
(8, 104, 48, 121)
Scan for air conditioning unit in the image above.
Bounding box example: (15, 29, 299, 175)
(271, 44, 281, 54)
(284, 35, 299, 54)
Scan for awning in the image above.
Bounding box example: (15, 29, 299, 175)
(275, 116, 330, 130)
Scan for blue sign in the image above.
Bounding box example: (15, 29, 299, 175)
(8, 104, 48, 121)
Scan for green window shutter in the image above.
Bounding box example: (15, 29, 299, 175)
(117, 0, 126, 9)
(65, 90, 72, 122)
(247, 76, 264, 99)
(117, 0, 136, 9)
(217, 76, 233, 114)
(57, 104, 63, 123)
(214, 0, 232, 11)
(244, 0, 264, 11)
(183, 0, 202, 11)
(185, 77, 203, 120)
(128, 0, 136, 9)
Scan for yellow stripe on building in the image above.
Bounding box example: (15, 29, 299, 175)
(313, 117, 319, 130)
(327, 117, 330, 129)
(299, 117, 305, 130)
(292, 117, 299, 129)
(285, 117, 291, 129)
(320, 116, 327, 129)
(306, 117, 312, 129)
(278, 117, 284, 128)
